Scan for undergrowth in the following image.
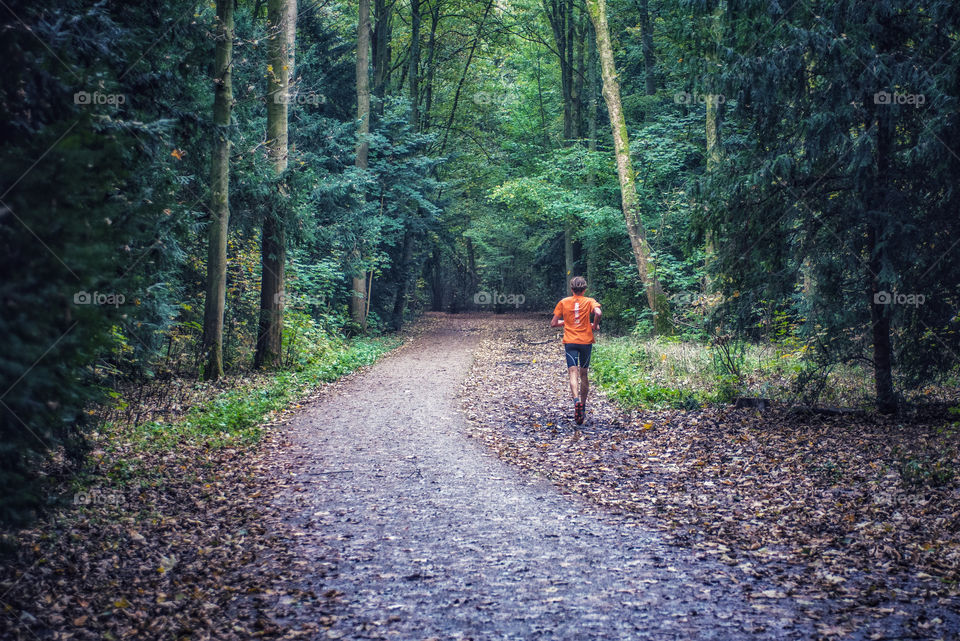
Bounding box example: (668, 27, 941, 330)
(93, 336, 399, 482)
(591, 335, 875, 410)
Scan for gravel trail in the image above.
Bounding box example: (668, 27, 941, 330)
(265, 315, 819, 640)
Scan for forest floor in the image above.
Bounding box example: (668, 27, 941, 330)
(2, 313, 958, 640)
(460, 314, 960, 640)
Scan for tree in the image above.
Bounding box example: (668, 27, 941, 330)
(202, 0, 235, 381)
(255, 0, 296, 368)
(543, 0, 588, 285)
(637, 0, 656, 96)
(699, 0, 960, 412)
(586, 0, 672, 334)
(352, 0, 372, 330)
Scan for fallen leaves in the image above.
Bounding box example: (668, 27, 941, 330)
(460, 314, 960, 638)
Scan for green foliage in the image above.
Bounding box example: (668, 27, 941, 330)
(592, 339, 702, 409)
(894, 447, 956, 489)
(136, 335, 398, 449)
(0, 0, 194, 523)
(691, 0, 960, 407)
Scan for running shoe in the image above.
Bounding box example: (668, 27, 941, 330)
(574, 400, 584, 425)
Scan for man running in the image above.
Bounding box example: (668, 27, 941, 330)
(550, 276, 601, 425)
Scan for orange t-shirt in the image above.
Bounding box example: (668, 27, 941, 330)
(553, 295, 600, 344)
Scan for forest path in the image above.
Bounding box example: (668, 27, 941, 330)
(259, 314, 820, 640)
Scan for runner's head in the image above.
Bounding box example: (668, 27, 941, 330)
(570, 276, 587, 295)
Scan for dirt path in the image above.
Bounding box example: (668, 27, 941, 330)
(255, 314, 832, 640)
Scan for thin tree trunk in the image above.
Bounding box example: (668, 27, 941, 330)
(372, 0, 392, 117)
(408, 0, 421, 127)
(703, 2, 721, 291)
(584, 32, 598, 284)
(255, 0, 294, 369)
(547, 0, 585, 284)
(429, 247, 444, 311)
(573, 1, 586, 139)
(638, 0, 656, 95)
(439, 0, 495, 154)
(352, 0, 371, 328)
(586, 0, 671, 334)
(202, 0, 234, 381)
(587, 31, 597, 153)
(422, 0, 440, 132)
(544, 0, 575, 143)
(390, 231, 415, 330)
(466, 237, 478, 296)
(869, 107, 896, 413)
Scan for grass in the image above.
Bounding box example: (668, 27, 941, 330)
(591, 335, 875, 410)
(102, 336, 400, 455)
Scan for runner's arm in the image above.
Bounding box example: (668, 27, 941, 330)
(550, 314, 564, 327)
(591, 306, 602, 331)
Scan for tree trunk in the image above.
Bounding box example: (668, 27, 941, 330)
(586, 30, 598, 156)
(429, 247, 444, 311)
(703, 93, 720, 291)
(584, 34, 598, 286)
(546, 0, 587, 284)
(868, 107, 897, 414)
(352, 0, 371, 328)
(868, 225, 896, 414)
(372, 0, 392, 117)
(703, 2, 722, 291)
(390, 231, 415, 330)
(637, 0, 656, 95)
(422, 0, 440, 132)
(408, 0, 421, 128)
(586, 0, 671, 334)
(573, 2, 586, 138)
(544, 0, 577, 143)
(255, 0, 294, 369)
(202, 0, 234, 381)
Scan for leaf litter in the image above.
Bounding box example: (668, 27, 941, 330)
(459, 314, 960, 640)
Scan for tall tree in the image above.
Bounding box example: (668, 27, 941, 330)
(586, 0, 671, 333)
(255, 0, 296, 368)
(543, 0, 588, 283)
(388, 0, 424, 330)
(372, 0, 394, 116)
(352, 0, 372, 328)
(637, 0, 656, 96)
(409, 0, 421, 128)
(703, 1, 722, 291)
(700, 0, 960, 412)
(421, 0, 441, 132)
(201, 0, 235, 381)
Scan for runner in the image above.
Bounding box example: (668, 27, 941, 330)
(550, 276, 601, 424)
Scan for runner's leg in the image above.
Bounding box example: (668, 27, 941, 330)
(567, 366, 580, 400)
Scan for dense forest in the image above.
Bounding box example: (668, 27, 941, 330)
(3, 0, 960, 638)
(3, 0, 960, 534)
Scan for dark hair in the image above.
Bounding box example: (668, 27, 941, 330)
(570, 276, 587, 293)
